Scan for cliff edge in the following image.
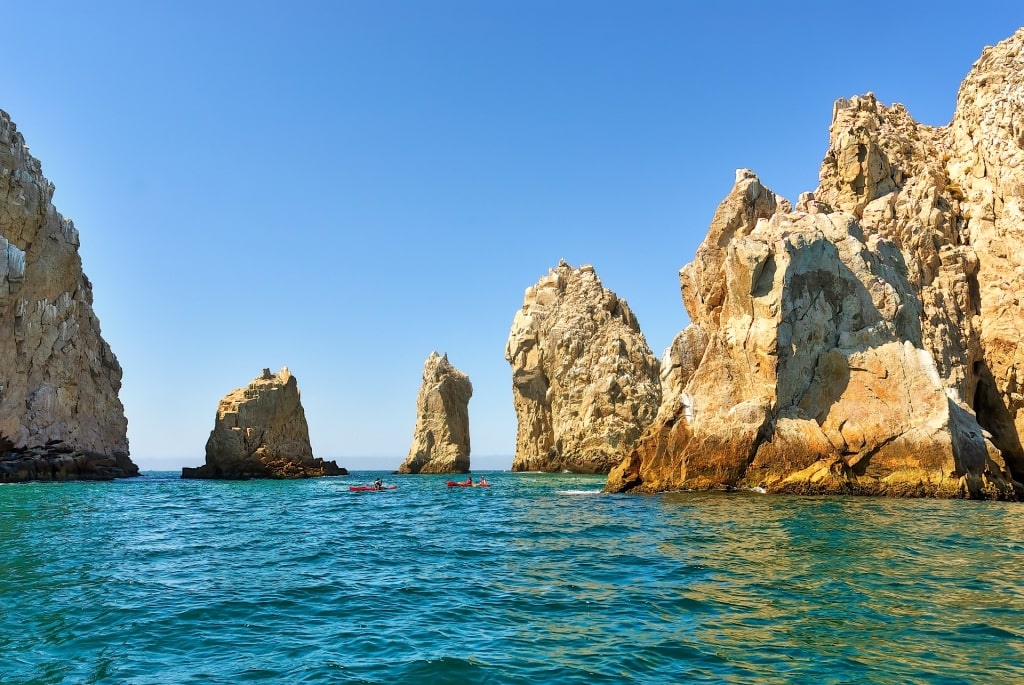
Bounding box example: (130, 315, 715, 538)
(0, 110, 136, 482)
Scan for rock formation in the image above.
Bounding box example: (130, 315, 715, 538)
(398, 351, 472, 474)
(0, 110, 137, 482)
(506, 260, 661, 473)
(182, 367, 344, 479)
(608, 29, 1024, 499)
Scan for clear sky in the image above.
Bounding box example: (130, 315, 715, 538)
(4, 2, 1022, 471)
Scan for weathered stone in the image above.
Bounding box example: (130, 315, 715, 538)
(609, 31, 1024, 498)
(0, 110, 136, 481)
(398, 351, 472, 474)
(506, 260, 661, 473)
(182, 367, 345, 479)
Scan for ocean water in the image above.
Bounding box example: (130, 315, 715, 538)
(2, 471, 1023, 684)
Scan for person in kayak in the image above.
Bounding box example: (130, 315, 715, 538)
(373, 476, 383, 490)
(478, 476, 490, 487)
(464, 475, 473, 486)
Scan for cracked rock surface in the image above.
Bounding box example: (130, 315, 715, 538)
(608, 30, 1024, 498)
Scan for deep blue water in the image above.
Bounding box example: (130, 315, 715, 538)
(2, 470, 1023, 684)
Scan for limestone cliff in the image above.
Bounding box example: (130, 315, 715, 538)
(506, 260, 661, 473)
(182, 367, 344, 479)
(608, 29, 1024, 499)
(398, 351, 472, 474)
(0, 110, 137, 482)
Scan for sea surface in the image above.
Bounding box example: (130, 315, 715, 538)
(2, 470, 1023, 684)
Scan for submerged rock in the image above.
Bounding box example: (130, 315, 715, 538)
(0, 110, 137, 482)
(398, 351, 472, 474)
(506, 260, 661, 473)
(609, 29, 1024, 499)
(182, 367, 345, 479)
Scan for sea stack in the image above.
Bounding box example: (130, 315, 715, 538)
(0, 110, 137, 482)
(506, 260, 661, 473)
(182, 367, 345, 479)
(608, 29, 1024, 499)
(398, 351, 472, 474)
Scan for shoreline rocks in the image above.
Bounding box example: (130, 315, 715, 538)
(182, 367, 345, 479)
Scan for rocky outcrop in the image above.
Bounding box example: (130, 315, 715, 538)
(182, 367, 344, 479)
(0, 110, 137, 482)
(608, 29, 1024, 499)
(398, 351, 472, 474)
(506, 260, 661, 473)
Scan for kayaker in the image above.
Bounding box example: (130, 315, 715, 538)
(478, 476, 490, 486)
(373, 476, 383, 490)
(464, 475, 473, 486)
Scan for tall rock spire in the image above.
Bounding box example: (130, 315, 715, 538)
(506, 261, 661, 473)
(398, 351, 472, 474)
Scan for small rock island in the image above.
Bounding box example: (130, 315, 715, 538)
(182, 367, 345, 479)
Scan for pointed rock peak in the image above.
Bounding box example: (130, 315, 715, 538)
(399, 352, 472, 474)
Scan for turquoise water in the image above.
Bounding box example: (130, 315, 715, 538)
(2, 471, 1023, 684)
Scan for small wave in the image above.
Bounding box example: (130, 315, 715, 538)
(557, 489, 603, 496)
(745, 486, 767, 494)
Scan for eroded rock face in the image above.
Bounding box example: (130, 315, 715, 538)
(506, 260, 661, 473)
(398, 351, 472, 474)
(609, 28, 1024, 498)
(0, 110, 137, 482)
(182, 367, 344, 479)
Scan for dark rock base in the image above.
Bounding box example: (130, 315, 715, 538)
(181, 458, 348, 480)
(0, 440, 139, 483)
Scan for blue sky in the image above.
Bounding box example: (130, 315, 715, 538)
(4, 2, 1022, 471)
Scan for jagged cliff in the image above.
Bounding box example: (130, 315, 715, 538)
(0, 110, 137, 482)
(398, 351, 472, 474)
(506, 260, 661, 473)
(608, 29, 1024, 498)
(182, 367, 345, 479)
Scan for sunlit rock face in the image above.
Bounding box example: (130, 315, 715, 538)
(183, 367, 345, 479)
(506, 260, 661, 473)
(0, 110, 137, 482)
(609, 29, 1024, 498)
(398, 351, 472, 474)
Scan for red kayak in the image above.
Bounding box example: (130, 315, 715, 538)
(349, 484, 397, 491)
(446, 481, 491, 488)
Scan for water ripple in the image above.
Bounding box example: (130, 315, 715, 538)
(2, 473, 1024, 682)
